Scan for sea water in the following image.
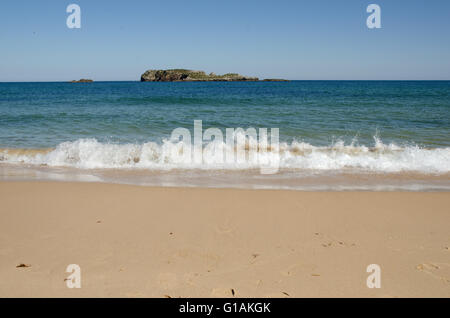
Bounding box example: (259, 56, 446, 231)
(0, 81, 449, 190)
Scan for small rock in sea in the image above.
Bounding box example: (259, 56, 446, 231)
(69, 79, 93, 83)
(262, 78, 290, 82)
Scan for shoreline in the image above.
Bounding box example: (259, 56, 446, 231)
(1, 162, 449, 191)
(0, 181, 449, 297)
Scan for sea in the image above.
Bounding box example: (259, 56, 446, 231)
(0, 80, 449, 190)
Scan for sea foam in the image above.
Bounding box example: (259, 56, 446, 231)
(1, 136, 449, 174)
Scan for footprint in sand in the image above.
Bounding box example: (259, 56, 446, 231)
(416, 263, 450, 283)
(215, 219, 236, 235)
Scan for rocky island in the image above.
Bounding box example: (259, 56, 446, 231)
(140, 69, 259, 82)
(262, 78, 290, 82)
(69, 79, 93, 83)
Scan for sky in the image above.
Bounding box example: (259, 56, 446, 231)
(0, 0, 449, 81)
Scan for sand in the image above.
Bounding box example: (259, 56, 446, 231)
(0, 181, 449, 297)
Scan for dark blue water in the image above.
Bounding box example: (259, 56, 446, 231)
(1, 81, 449, 149)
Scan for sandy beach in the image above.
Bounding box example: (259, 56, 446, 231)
(0, 181, 448, 297)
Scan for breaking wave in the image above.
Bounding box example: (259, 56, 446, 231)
(1, 136, 449, 174)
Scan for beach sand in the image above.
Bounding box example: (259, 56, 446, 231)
(0, 181, 449, 297)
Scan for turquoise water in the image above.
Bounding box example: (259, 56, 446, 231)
(1, 81, 449, 148)
(0, 81, 449, 190)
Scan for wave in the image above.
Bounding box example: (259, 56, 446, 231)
(1, 136, 449, 174)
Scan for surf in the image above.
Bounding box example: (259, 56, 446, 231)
(1, 135, 449, 174)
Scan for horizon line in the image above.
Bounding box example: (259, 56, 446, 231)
(1, 79, 450, 83)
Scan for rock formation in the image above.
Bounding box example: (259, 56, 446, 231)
(140, 69, 259, 82)
(69, 79, 93, 83)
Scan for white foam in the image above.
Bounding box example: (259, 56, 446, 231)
(1, 136, 449, 174)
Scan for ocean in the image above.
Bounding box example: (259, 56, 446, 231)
(0, 80, 449, 190)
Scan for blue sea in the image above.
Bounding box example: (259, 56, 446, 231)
(1, 81, 449, 190)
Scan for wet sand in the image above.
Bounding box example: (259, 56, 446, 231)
(0, 181, 449, 297)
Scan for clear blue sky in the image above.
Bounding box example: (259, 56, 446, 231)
(1, 0, 449, 81)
